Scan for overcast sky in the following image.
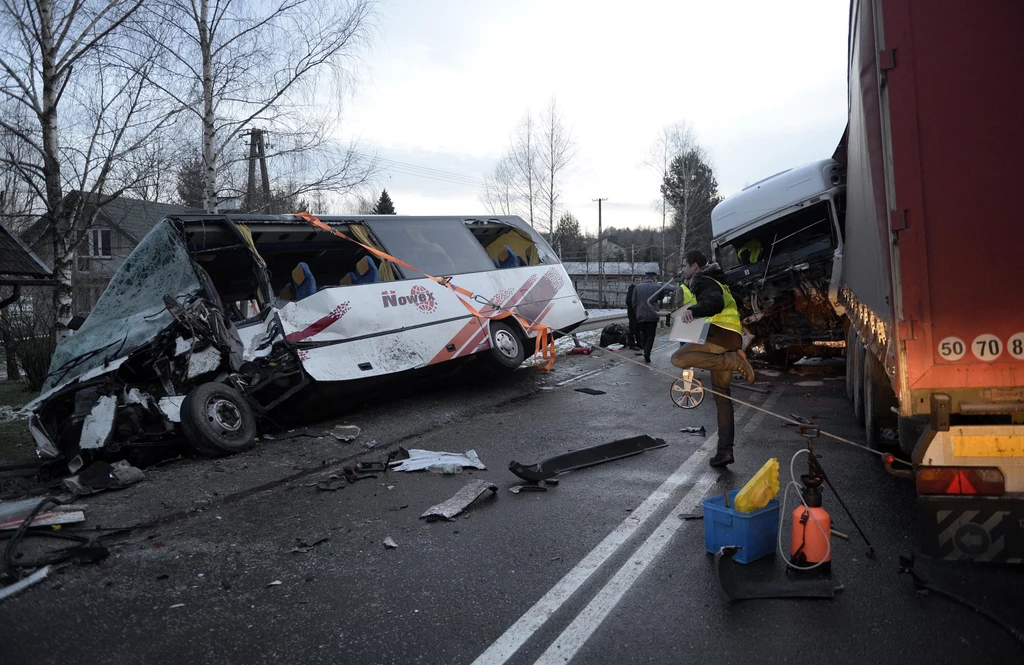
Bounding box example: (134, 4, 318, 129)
(340, 0, 850, 235)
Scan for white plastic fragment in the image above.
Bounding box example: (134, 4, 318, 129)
(174, 337, 191, 356)
(390, 449, 486, 473)
(79, 395, 117, 450)
(383, 537, 398, 549)
(266, 580, 282, 587)
(420, 480, 498, 521)
(170, 603, 185, 609)
(332, 425, 361, 442)
(125, 388, 152, 409)
(0, 566, 50, 603)
(187, 346, 222, 379)
(158, 396, 185, 423)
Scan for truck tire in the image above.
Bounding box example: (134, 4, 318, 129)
(864, 351, 898, 449)
(180, 383, 257, 457)
(852, 337, 865, 422)
(482, 321, 526, 372)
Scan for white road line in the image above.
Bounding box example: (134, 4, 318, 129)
(469, 434, 720, 665)
(533, 472, 718, 665)
(741, 384, 787, 434)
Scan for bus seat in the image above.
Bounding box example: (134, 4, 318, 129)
(345, 256, 380, 285)
(496, 246, 519, 269)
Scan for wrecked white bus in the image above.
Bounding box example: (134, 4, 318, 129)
(710, 159, 847, 364)
(27, 214, 587, 470)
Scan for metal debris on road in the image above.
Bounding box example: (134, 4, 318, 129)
(169, 603, 185, 609)
(362, 439, 379, 450)
(0, 497, 85, 531)
(63, 459, 144, 495)
(0, 566, 50, 603)
(390, 449, 486, 473)
(421, 480, 498, 521)
(574, 388, 606, 395)
(332, 425, 361, 442)
(266, 580, 282, 587)
(680, 426, 707, 435)
(508, 435, 668, 483)
(383, 537, 398, 549)
(290, 536, 329, 553)
(316, 476, 346, 492)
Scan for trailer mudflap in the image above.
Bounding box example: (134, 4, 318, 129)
(918, 495, 1024, 563)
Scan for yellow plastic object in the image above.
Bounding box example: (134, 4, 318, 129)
(734, 458, 780, 513)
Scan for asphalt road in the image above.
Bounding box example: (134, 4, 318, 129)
(2, 334, 1023, 664)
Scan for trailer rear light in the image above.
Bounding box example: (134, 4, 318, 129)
(915, 467, 1005, 496)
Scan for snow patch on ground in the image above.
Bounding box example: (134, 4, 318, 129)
(586, 309, 627, 318)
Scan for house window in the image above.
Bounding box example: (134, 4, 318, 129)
(88, 228, 112, 258)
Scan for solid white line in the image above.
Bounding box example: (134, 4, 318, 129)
(741, 384, 787, 434)
(533, 472, 718, 665)
(469, 435, 720, 665)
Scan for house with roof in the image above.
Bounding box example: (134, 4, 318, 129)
(22, 193, 202, 316)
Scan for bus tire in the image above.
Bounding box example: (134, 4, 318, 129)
(864, 351, 898, 449)
(482, 321, 525, 372)
(181, 383, 257, 457)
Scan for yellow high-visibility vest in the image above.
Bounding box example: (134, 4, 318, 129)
(682, 279, 743, 334)
(738, 239, 763, 264)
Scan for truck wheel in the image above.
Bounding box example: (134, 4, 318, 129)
(852, 338, 865, 422)
(482, 321, 526, 372)
(180, 383, 257, 457)
(863, 351, 898, 449)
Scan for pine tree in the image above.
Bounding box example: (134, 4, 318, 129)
(372, 189, 396, 214)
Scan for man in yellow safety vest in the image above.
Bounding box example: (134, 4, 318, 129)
(671, 250, 755, 467)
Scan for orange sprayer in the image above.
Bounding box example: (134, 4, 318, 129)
(790, 473, 832, 572)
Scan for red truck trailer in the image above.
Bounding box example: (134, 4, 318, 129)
(840, 0, 1024, 562)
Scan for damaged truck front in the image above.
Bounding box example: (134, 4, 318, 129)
(710, 159, 847, 364)
(28, 219, 304, 472)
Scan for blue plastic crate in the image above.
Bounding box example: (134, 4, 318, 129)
(701, 490, 780, 564)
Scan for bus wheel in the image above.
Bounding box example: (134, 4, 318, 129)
(181, 383, 257, 457)
(483, 321, 525, 371)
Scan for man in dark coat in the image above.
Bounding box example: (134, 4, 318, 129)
(625, 276, 641, 349)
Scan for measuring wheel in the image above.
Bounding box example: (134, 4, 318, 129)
(671, 370, 705, 409)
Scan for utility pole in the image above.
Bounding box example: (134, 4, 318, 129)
(242, 128, 272, 212)
(593, 197, 607, 307)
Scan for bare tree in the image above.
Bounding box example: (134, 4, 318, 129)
(0, 0, 183, 335)
(643, 121, 698, 277)
(480, 155, 516, 216)
(141, 0, 378, 213)
(539, 97, 576, 237)
(508, 111, 540, 227)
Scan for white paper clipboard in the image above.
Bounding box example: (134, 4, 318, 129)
(668, 309, 710, 344)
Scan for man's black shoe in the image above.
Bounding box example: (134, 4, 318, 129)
(709, 453, 734, 467)
(644, 356, 651, 363)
